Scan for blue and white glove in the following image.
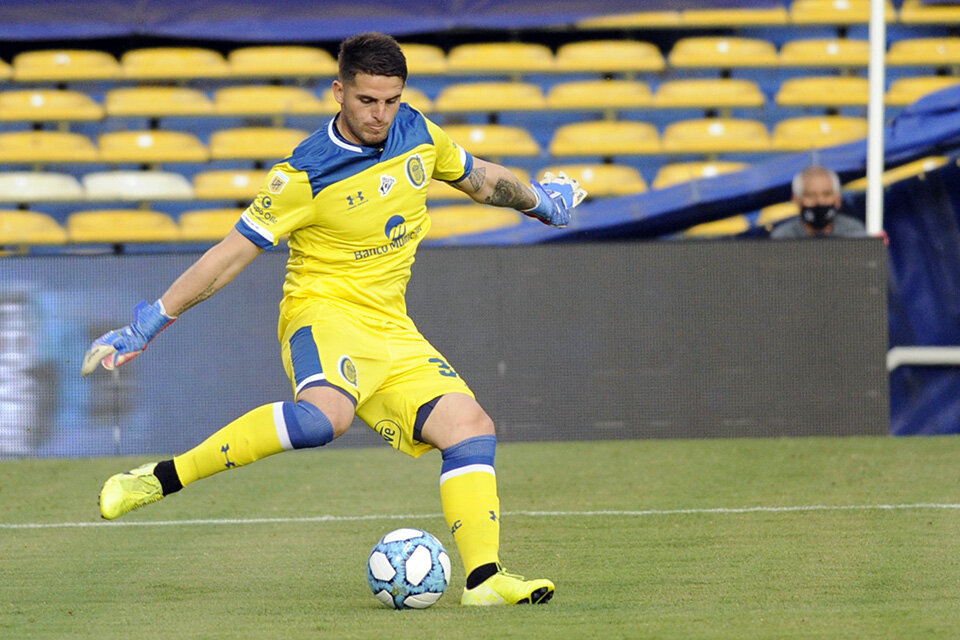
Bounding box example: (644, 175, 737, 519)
(522, 171, 588, 228)
(80, 300, 176, 377)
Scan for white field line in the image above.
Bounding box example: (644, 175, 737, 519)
(3, 503, 960, 530)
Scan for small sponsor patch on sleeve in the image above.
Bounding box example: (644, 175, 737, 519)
(268, 170, 290, 194)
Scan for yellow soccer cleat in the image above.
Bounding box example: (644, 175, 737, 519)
(99, 462, 164, 520)
(460, 565, 555, 606)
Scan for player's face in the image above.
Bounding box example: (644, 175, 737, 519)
(333, 73, 405, 147)
(798, 173, 841, 208)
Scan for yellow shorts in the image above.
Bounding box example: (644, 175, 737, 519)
(279, 300, 474, 458)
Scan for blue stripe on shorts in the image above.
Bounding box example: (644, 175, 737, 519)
(290, 326, 323, 389)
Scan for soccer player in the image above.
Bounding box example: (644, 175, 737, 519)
(82, 32, 585, 606)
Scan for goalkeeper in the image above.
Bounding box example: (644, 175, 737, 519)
(82, 32, 585, 607)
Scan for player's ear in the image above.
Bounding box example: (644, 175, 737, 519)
(333, 79, 345, 105)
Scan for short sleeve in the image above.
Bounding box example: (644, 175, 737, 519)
(424, 117, 474, 183)
(235, 163, 315, 248)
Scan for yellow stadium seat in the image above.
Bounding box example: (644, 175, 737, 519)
(427, 204, 523, 238)
(105, 87, 214, 118)
(886, 76, 960, 106)
(0, 131, 98, 163)
(549, 121, 660, 156)
(0, 90, 103, 122)
(228, 46, 337, 78)
(193, 169, 269, 200)
(179, 208, 243, 241)
(68, 210, 180, 243)
(435, 82, 546, 112)
(790, 0, 895, 24)
(447, 43, 553, 74)
(771, 115, 868, 151)
(0, 210, 68, 246)
(576, 11, 682, 28)
(82, 170, 193, 201)
(0, 58, 11, 82)
(99, 131, 208, 164)
(537, 164, 647, 197)
(775, 76, 870, 107)
(121, 47, 229, 80)
(779, 38, 870, 68)
(899, 0, 960, 24)
(683, 215, 751, 238)
(653, 79, 765, 109)
(554, 40, 665, 73)
(318, 86, 432, 114)
(653, 161, 749, 189)
(214, 85, 324, 116)
(662, 119, 770, 154)
(12, 49, 120, 82)
(843, 156, 949, 191)
(546, 80, 652, 111)
(400, 43, 447, 75)
(668, 37, 778, 69)
(681, 6, 788, 26)
(0, 172, 84, 202)
(888, 38, 960, 66)
(426, 167, 530, 203)
(442, 124, 540, 157)
(209, 127, 309, 161)
(758, 202, 799, 227)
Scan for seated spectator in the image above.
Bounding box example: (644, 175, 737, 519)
(771, 166, 867, 239)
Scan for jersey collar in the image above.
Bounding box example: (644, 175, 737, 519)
(328, 114, 385, 155)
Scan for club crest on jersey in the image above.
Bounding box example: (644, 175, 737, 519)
(338, 355, 358, 387)
(379, 174, 397, 197)
(268, 170, 290, 194)
(405, 153, 426, 189)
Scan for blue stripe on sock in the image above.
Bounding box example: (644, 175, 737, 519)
(289, 326, 322, 389)
(281, 401, 334, 449)
(440, 435, 496, 475)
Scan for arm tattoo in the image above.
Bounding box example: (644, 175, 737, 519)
(177, 282, 219, 314)
(484, 177, 536, 210)
(466, 166, 486, 191)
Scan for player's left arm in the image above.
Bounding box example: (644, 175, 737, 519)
(448, 157, 587, 228)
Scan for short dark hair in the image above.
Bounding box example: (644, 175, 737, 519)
(338, 32, 407, 84)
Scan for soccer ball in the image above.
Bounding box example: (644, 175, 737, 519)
(367, 528, 451, 609)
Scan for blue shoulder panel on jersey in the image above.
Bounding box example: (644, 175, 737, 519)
(288, 104, 436, 198)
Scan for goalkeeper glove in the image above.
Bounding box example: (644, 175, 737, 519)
(522, 171, 588, 228)
(81, 300, 176, 377)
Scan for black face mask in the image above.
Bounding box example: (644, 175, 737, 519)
(801, 204, 838, 230)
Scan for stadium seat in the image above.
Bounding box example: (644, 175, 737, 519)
(82, 170, 194, 201)
(757, 201, 799, 227)
(661, 119, 770, 154)
(228, 46, 337, 78)
(886, 76, 960, 106)
(682, 215, 751, 238)
(0, 172, 84, 202)
(67, 209, 180, 243)
(653, 79, 765, 109)
(121, 47, 229, 80)
(193, 169, 268, 200)
(899, 0, 960, 24)
(553, 40, 666, 73)
(887, 38, 960, 67)
(179, 208, 243, 241)
(99, 130, 208, 164)
(775, 76, 870, 107)
(0, 131, 98, 163)
(399, 43, 447, 75)
(779, 38, 870, 68)
(426, 167, 530, 202)
(668, 37, 778, 69)
(446, 43, 554, 74)
(434, 82, 546, 113)
(652, 161, 749, 189)
(771, 115, 868, 151)
(427, 204, 523, 238)
(0, 58, 11, 82)
(441, 124, 540, 157)
(576, 11, 682, 28)
(318, 86, 432, 114)
(537, 164, 647, 197)
(214, 85, 324, 117)
(789, 0, 894, 24)
(680, 6, 788, 26)
(0, 210, 68, 246)
(105, 87, 214, 118)
(209, 127, 309, 161)
(546, 80, 652, 111)
(549, 121, 660, 156)
(843, 156, 948, 191)
(0, 89, 103, 122)
(12, 49, 120, 82)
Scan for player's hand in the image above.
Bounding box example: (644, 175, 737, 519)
(81, 300, 176, 377)
(523, 171, 588, 228)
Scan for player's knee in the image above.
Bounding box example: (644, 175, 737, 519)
(283, 401, 337, 449)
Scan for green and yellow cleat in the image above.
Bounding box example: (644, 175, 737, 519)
(460, 566, 555, 606)
(99, 462, 164, 520)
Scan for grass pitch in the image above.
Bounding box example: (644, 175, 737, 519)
(3, 436, 960, 639)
